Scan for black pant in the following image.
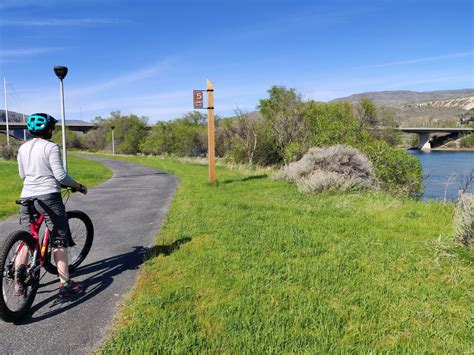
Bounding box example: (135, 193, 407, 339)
(20, 193, 69, 248)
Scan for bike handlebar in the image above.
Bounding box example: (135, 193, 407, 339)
(60, 184, 78, 193)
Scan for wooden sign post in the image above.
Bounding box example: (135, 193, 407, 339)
(206, 79, 216, 183)
(193, 80, 216, 183)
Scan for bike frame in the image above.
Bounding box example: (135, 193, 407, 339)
(13, 189, 74, 274)
(14, 213, 50, 270)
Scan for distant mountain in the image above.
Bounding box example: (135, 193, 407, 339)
(332, 89, 474, 106)
(331, 89, 474, 127)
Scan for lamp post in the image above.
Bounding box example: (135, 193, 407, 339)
(53, 66, 68, 171)
(3, 77, 9, 147)
(111, 125, 115, 155)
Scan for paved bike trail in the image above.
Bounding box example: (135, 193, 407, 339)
(0, 156, 179, 354)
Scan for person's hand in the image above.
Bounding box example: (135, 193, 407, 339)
(79, 183, 88, 195)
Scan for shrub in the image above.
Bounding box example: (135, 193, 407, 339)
(273, 145, 376, 193)
(52, 127, 83, 149)
(283, 141, 305, 163)
(258, 86, 310, 163)
(454, 193, 473, 246)
(303, 100, 422, 197)
(0, 143, 19, 160)
(362, 142, 423, 198)
(459, 133, 474, 148)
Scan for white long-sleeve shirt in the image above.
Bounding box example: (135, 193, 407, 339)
(17, 138, 76, 198)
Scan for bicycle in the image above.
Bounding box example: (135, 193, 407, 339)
(0, 188, 94, 322)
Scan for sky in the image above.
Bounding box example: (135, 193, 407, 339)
(1, 0, 473, 123)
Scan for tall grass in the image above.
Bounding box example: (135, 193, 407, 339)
(99, 155, 472, 353)
(0, 155, 112, 220)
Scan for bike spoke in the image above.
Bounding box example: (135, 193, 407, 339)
(68, 217, 88, 264)
(1, 240, 34, 312)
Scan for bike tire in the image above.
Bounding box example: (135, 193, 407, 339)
(0, 230, 39, 322)
(44, 210, 94, 275)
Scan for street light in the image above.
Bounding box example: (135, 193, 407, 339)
(54, 66, 68, 171)
(111, 125, 115, 155)
(3, 77, 10, 147)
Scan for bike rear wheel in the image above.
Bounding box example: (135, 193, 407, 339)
(0, 230, 39, 322)
(44, 210, 94, 275)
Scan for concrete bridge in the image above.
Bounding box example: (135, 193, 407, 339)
(0, 121, 95, 133)
(396, 127, 474, 150)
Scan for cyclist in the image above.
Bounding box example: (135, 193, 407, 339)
(15, 113, 88, 299)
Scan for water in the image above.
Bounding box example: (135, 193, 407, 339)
(407, 150, 474, 201)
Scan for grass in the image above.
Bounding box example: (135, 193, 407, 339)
(0, 154, 112, 220)
(97, 155, 473, 353)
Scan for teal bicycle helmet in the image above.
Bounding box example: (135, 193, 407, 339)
(27, 113, 57, 134)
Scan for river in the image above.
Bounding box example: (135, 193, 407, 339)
(407, 150, 474, 201)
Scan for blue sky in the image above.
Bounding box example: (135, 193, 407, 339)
(1, 0, 473, 123)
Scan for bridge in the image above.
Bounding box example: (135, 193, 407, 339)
(395, 127, 474, 150)
(0, 121, 95, 133)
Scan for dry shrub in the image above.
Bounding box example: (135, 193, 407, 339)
(273, 145, 376, 192)
(454, 192, 473, 246)
(0, 144, 19, 160)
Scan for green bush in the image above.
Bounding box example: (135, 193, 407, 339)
(141, 117, 207, 157)
(283, 141, 305, 163)
(459, 133, 474, 148)
(80, 111, 148, 154)
(52, 127, 83, 149)
(362, 142, 422, 197)
(303, 100, 422, 197)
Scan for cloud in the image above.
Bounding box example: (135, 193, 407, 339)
(8, 60, 176, 120)
(0, 18, 132, 27)
(368, 51, 474, 68)
(0, 47, 61, 58)
(67, 61, 172, 98)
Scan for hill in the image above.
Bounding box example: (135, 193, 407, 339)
(332, 89, 474, 106)
(332, 89, 474, 127)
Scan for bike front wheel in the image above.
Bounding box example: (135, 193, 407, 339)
(44, 210, 94, 275)
(0, 230, 39, 322)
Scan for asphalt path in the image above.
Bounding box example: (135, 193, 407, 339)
(0, 156, 178, 354)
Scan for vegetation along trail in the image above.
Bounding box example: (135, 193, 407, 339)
(100, 155, 472, 353)
(0, 156, 178, 354)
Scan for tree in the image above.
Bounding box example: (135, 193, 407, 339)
(52, 127, 82, 149)
(109, 112, 148, 154)
(80, 111, 148, 154)
(80, 116, 109, 151)
(356, 98, 378, 128)
(232, 109, 259, 164)
(140, 112, 207, 157)
(258, 86, 310, 163)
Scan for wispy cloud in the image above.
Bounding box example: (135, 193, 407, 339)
(0, 47, 61, 58)
(68, 60, 172, 98)
(0, 18, 132, 27)
(10, 59, 176, 119)
(368, 51, 474, 68)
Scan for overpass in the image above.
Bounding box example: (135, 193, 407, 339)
(396, 127, 474, 150)
(0, 121, 95, 133)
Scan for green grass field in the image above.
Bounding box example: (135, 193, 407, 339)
(98, 155, 472, 353)
(0, 154, 112, 220)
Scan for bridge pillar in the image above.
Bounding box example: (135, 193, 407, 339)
(418, 132, 431, 150)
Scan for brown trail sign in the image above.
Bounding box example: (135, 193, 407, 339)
(193, 90, 204, 109)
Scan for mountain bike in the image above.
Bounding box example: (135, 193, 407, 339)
(0, 188, 93, 322)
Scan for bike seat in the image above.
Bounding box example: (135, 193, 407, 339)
(15, 198, 37, 206)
